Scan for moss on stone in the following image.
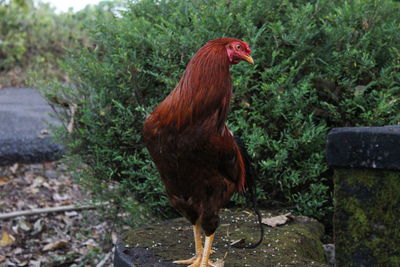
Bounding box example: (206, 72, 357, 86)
(122, 209, 327, 266)
(334, 168, 400, 266)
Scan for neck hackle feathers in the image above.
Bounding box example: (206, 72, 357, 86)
(155, 38, 249, 132)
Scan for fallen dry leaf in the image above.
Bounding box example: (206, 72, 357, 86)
(9, 163, 19, 174)
(13, 259, 27, 266)
(30, 176, 45, 188)
(29, 260, 41, 267)
(42, 161, 54, 170)
(18, 220, 32, 232)
(61, 200, 73, 205)
(83, 238, 98, 249)
(262, 213, 292, 227)
(61, 215, 74, 226)
(53, 193, 69, 201)
(13, 247, 23, 255)
(42, 182, 54, 190)
(0, 162, 113, 266)
(0, 231, 16, 246)
(31, 219, 43, 236)
(42, 240, 68, 251)
(11, 225, 19, 234)
(0, 177, 9, 186)
(3, 260, 16, 266)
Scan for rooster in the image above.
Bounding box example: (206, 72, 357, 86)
(143, 38, 255, 267)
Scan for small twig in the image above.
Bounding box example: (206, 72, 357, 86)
(0, 203, 102, 220)
(96, 251, 112, 267)
(67, 103, 77, 133)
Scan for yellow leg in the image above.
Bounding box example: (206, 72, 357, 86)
(173, 221, 203, 265)
(194, 221, 203, 256)
(199, 234, 216, 267)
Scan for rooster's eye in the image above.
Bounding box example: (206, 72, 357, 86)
(236, 44, 242, 50)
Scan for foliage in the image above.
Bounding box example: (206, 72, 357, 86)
(0, 0, 122, 87)
(43, 0, 400, 224)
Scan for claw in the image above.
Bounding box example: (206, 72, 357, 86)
(173, 256, 216, 267)
(173, 256, 199, 265)
(187, 256, 202, 267)
(204, 261, 216, 267)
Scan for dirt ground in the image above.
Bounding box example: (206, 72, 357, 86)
(0, 162, 114, 267)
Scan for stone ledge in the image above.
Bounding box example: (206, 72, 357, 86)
(114, 209, 328, 267)
(326, 126, 400, 170)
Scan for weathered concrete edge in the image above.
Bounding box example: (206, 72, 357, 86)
(114, 242, 136, 267)
(326, 125, 400, 170)
(0, 136, 64, 166)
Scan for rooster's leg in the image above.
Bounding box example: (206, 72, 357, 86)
(199, 233, 216, 267)
(173, 221, 203, 265)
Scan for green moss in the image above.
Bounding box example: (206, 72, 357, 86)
(334, 168, 400, 266)
(122, 209, 327, 266)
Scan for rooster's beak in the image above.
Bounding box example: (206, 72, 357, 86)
(242, 54, 254, 65)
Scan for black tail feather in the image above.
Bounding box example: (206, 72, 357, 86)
(233, 136, 264, 249)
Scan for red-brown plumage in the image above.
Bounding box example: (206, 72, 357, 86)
(143, 38, 252, 242)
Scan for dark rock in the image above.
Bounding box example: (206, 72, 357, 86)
(0, 88, 64, 166)
(326, 126, 400, 170)
(115, 209, 328, 267)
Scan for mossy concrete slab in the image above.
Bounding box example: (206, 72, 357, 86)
(334, 168, 400, 266)
(117, 209, 328, 266)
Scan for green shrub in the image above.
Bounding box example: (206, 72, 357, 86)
(43, 0, 400, 225)
(0, 0, 121, 86)
(0, 0, 86, 85)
